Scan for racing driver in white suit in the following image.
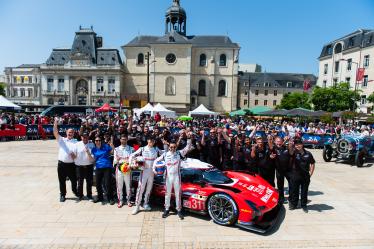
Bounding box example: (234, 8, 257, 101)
(129, 136, 163, 215)
(153, 131, 192, 219)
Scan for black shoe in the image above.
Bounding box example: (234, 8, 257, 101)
(60, 195, 66, 202)
(93, 197, 103, 203)
(87, 195, 93, 202)
(101, 200, 107, 205)
(289, 205, 296, 210)
(302, 206, 308, 213)
(177, 211, 184, 220)
(109, 200, 115, 205)
(162, 210, 169, 218)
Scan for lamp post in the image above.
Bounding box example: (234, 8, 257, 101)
(340, 59, 359, 111)
(145, 52, 156, 104)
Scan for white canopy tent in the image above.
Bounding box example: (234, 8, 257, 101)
(133, 103, 154, 118)
(0, 95, 21, 110)
(151, 103, 176, 118)
(188, 104, 217, 117)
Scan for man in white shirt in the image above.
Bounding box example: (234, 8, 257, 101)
(114, 134, 134, 208)
(73, 132, 95, 201)
(53, 118, 78, 202)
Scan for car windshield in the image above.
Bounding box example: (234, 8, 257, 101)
(202, 168, 233, 184)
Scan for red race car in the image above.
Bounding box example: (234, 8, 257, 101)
(151, 158, 281, 233)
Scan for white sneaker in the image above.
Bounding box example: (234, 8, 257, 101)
(132, 206, 140, 215)
(143, 204, 151, 211)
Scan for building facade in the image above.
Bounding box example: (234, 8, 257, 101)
(3, 64, 41, 105)
(238, 72, 316, 109)
(122, 0, 240, 112)
(318, 29, 374, 113)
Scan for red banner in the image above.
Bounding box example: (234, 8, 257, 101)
(0, 124, 27, 137)
(356, 68, 365, 82)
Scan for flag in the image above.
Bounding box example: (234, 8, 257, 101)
(303, 79, 311, 91)
(356, 68, 365, 82)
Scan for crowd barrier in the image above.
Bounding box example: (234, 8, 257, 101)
(0, 124, 334, 147)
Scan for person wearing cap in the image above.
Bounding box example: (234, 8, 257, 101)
(289, 139, 315, 213)
(129, 135, 164, 214)
(72, 132, 95, 201)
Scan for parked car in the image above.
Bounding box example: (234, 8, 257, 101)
(323, 134, 374, 167)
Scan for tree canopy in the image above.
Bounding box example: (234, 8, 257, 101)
(277, 92, 311, 110)
(0, 83, 5, 96)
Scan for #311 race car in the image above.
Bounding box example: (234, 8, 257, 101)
(152, 158, 281, 233)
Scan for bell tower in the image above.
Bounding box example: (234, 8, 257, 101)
(165, 0, 187, 36)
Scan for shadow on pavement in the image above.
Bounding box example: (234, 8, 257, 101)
(308, 190, 324, 196)
(307, 203, 334, 212)
(264, 205, 286, 236)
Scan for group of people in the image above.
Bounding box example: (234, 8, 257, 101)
(53, 112, 319, 218)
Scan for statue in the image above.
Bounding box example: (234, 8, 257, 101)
(173, 0, 180, 5)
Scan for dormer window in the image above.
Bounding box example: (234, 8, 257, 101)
(169, 36, 175, 42)
(82, 40, 86, 46)
(348, 37, 354, 47)
(286, 82, 293, 88)
(264, 82, 271, 87)
(326, 45, 332, 55)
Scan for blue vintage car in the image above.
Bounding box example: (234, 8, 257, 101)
(323, 134, 374, 167)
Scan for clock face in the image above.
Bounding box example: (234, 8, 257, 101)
(166, 53, 176, 64)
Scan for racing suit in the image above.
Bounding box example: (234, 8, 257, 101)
(114, 145, 134, 205)
(153, 140, 191, 211)
(129, 146, 162, 207)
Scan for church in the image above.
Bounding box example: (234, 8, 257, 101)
(122, 0, 240, 112)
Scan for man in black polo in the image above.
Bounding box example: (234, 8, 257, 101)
(289, 139, 315, 213)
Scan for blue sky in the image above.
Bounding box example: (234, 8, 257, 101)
(0, 0, 373, 75)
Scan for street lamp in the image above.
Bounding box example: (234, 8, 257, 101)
(340, 59, 359, 111)
(145, 52, 156, 104)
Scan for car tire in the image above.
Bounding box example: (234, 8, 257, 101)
(207, 193, 238, 226)
(355, 150, 366, 167)
(323, 147, 333, 162)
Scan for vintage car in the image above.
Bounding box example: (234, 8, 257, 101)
(323, 134, 374, 167)
(152, 158, 280, 233)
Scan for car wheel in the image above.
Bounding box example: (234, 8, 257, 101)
(207, 193, 238, 226)
(355, 150, 366, 167)
(323, 147, 333, 162)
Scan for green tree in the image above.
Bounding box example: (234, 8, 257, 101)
(310, 82, 360, 112)
(367, 92, 374, 105)
(277, 92, 311, 110)
(0, 82, 5, 96)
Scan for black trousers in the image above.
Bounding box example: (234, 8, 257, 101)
(95, 167, 113, 201)
(259, 166, 275, 187)
(289, 171, 310, 208)
(57, 161, 77, 197)
(276, 169, 290, 201)
(76, 164, 94, 198)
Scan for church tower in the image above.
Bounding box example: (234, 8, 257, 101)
(165, 0, 187, 36)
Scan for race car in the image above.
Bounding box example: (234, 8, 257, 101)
(152, 158, 281, 233)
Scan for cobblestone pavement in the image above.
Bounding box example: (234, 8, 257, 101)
(0, 140, 374, 249)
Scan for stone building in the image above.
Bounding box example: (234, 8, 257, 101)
(122, 0, 240, 112)
(238, 72, 316, 109)
(317, 29, 374, 113)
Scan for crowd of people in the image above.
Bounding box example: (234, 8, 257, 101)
(51, 111, 320, 219)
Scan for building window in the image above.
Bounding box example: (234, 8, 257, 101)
(326, 45, 332, 55)
(137, 53, 144, 65)
(345, 77, 351, 88)
(97, 99, 103, 106)
(198, 80, 206, 96)
(254, 100, 258, 106)
(108, 77, 115, 92)
(364, 55, 370, 68)
(21, 76, 24, 83)
(244, 90, 248, 96)
(165, 76, 176, 95)
(219, 54, 226, 66)
(244, 99, 248, 106)
(264, 100, 268, 106)
(363, 75, 368, 87)
(191, 97, 196, 106)
(47, 98, 54, 105)
(58, 78, 64, 92)
(110, 100, 115, 105)
(347, 59, 352, 71)
(199, 54, 207, 67)
(323, 80, 327, 88)
(335, 61, 339, 73)
(27, 88, 32, 97)
(264, 82, 271, 87)
(274, 90, 277, 96)
(273, 100, 277, 106)
(348, 37, 354, 47)
(286, 82, 293, 88)
(361, 95, 367, 105)
(58, 98, 65, 105)
(334, 43, 342, 53)
(97, 77, 104, 92)
(333, 78, 338, 85)
(324, 64, 328, 74)
(12, 88, 17, 97)
(243, 81, 249, 87)
(47, 78, 53, 92)
(218, 80, 226, 96)
(264, 90, 268, 96)
(255, 90, 259, 96)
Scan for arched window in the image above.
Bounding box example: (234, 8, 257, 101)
(334, 43, 342, 54)
(137, 53, 144, 65)
(97, 99, 104, 106)
(47, 98, 54, 105)
(165, 76, 176, 95)
(110, 100, 115, 105)
(218, 80, 226, 97)
(219, 54, 227, 66)
(199, 54, 207, 67)
(198, 80, 206, 96)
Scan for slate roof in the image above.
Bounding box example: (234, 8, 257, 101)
(46, 28, 122, 66)
(319, 29, 374, 58)
(16, 64, 41, 68)
(239, 72, 317, 89)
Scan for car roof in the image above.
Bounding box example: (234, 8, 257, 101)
(181, 158, 213, 170)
